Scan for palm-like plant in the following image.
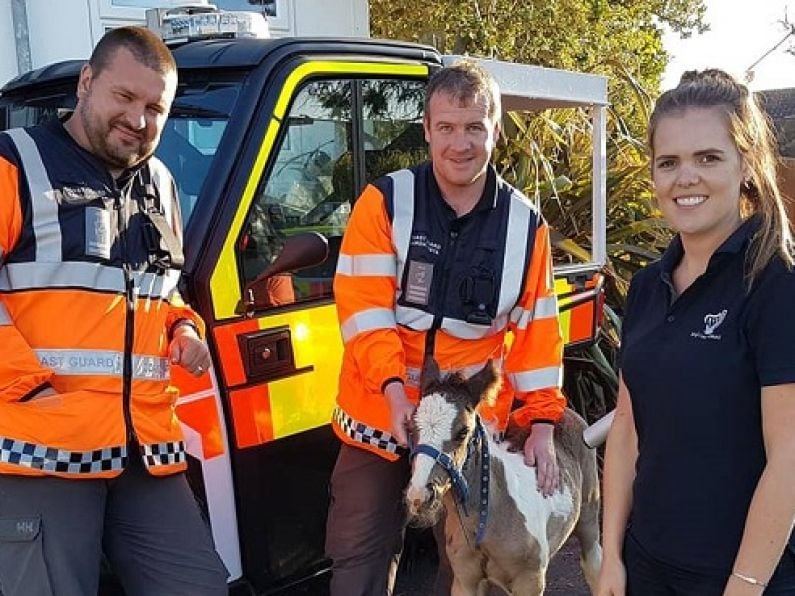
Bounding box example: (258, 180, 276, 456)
(494, 94, 672, 426)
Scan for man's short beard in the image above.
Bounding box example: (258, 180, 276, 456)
(78, 102, 153, 171)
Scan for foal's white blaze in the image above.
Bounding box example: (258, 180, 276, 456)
(491, 443, 574, 562)
(406, 393, 459, 504)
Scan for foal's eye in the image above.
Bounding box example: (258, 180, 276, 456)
(455, 429, 469, 442)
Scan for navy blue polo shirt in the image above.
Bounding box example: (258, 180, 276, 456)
(620, 215, 795, 574)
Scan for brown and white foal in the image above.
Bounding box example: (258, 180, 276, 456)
(405, 360, 602, 595)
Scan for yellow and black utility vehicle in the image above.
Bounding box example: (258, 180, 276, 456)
(0, 4, 608, 594)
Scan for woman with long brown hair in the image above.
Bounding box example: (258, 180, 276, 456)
(598, 69, 795, 595)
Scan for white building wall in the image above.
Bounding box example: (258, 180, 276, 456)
(0, 0, 17, 85)
(26, 0, 96, 70)
(2, 0, 371, 87)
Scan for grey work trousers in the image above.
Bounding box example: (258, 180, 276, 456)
(325, 443, 453, 596)
(0, 456, 228, 596)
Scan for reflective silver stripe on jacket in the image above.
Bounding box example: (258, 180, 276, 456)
(135, 269, 181, 300)
(510, 295, 559, 330)
(388, 169, 415, 286)
(4, 128, 62, 262)
(496, 190, 534, 315)
(440, 313, 510, 339)
(35, 349, 170, 380)
(0, 302, 10, 325)
(509, 366, 563, 393)
(341, 308, 396, 343)
(0, 262, 180, 299)
(332, 406, 402, 454)
(0, 436, 126, 473)
(336, 254, 397, 277)
(395, 304, 434, 330)
(141, 440, 185, 468)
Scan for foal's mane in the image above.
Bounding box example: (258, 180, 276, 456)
(421, 372, 471, 402)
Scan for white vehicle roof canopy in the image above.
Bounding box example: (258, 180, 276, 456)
(443, 55, 608, 274)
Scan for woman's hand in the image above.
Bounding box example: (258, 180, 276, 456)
(596, 554, 627, 596)
(169, 323, 211, 376)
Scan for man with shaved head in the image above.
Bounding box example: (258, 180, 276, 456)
(0, 27, 227, 595)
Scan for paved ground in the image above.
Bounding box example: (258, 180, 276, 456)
(394, 528, 590, 595)
(545, 539, 591, 595)
(99, 523, 591, 595)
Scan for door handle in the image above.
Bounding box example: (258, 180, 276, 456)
(238, 326, 313, 383)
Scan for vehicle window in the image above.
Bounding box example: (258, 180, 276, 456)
(0, 87, 75, 130)
(237, 77, 427, 311)
(239, 79, 354, 307)
(361, 78, 427, 184)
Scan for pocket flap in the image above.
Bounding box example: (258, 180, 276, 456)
(0, 517, 41, 542)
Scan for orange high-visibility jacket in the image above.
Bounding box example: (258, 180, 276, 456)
(332, 163, 565, 460)
(0, 122, 203, 478)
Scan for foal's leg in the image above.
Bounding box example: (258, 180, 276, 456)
(448, 545, 486, 596)
(508, 568, 546, 596)
(574, 493, 603, 592)
(446, 519, 486, 596)
(451, 576, 488, 596)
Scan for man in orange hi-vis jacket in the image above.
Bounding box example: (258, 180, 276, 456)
(326, 60, 566, 595)
(0, 28, 227, 595)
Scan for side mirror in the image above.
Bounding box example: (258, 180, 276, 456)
(238, 232, 329, 316)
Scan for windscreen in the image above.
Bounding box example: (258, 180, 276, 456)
(153, 78, 240, 226)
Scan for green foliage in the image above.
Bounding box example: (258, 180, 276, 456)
(494, 102, 666, 423)
(496, 103, 671, 299)
(370, 0, 707, 138)
(369, 0, 700, 296)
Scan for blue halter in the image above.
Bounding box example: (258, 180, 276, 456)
(411, 417, 491, 544)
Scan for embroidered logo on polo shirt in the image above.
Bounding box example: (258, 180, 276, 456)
(691, 309, 727, 341)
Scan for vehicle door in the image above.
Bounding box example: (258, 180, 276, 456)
(194, 57, 430, 593)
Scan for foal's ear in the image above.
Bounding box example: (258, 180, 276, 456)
(420, 356, 442, 394)
(467, 360, 502, 408)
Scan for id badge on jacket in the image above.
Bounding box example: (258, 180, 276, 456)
(85, 206, 112, 260)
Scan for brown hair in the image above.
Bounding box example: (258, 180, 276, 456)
(424, 59, 501, 122)
(89, 26, 176, 77)
(648, 68, 793, 283)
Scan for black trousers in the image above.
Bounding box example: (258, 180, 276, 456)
(0, 457, 228, 596)
(325, 444, 409, 596)
(625, 533, 795, 596)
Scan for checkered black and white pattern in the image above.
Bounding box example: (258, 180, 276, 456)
(333, 407, 406, 455)
(141, 440, 186, 468)
(0, 437, 126, 473)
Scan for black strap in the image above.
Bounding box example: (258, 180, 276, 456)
(410, 417, 491, 545)
(137, 166, 184, 270)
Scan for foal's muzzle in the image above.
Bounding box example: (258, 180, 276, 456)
(405, 481, 444, 527)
